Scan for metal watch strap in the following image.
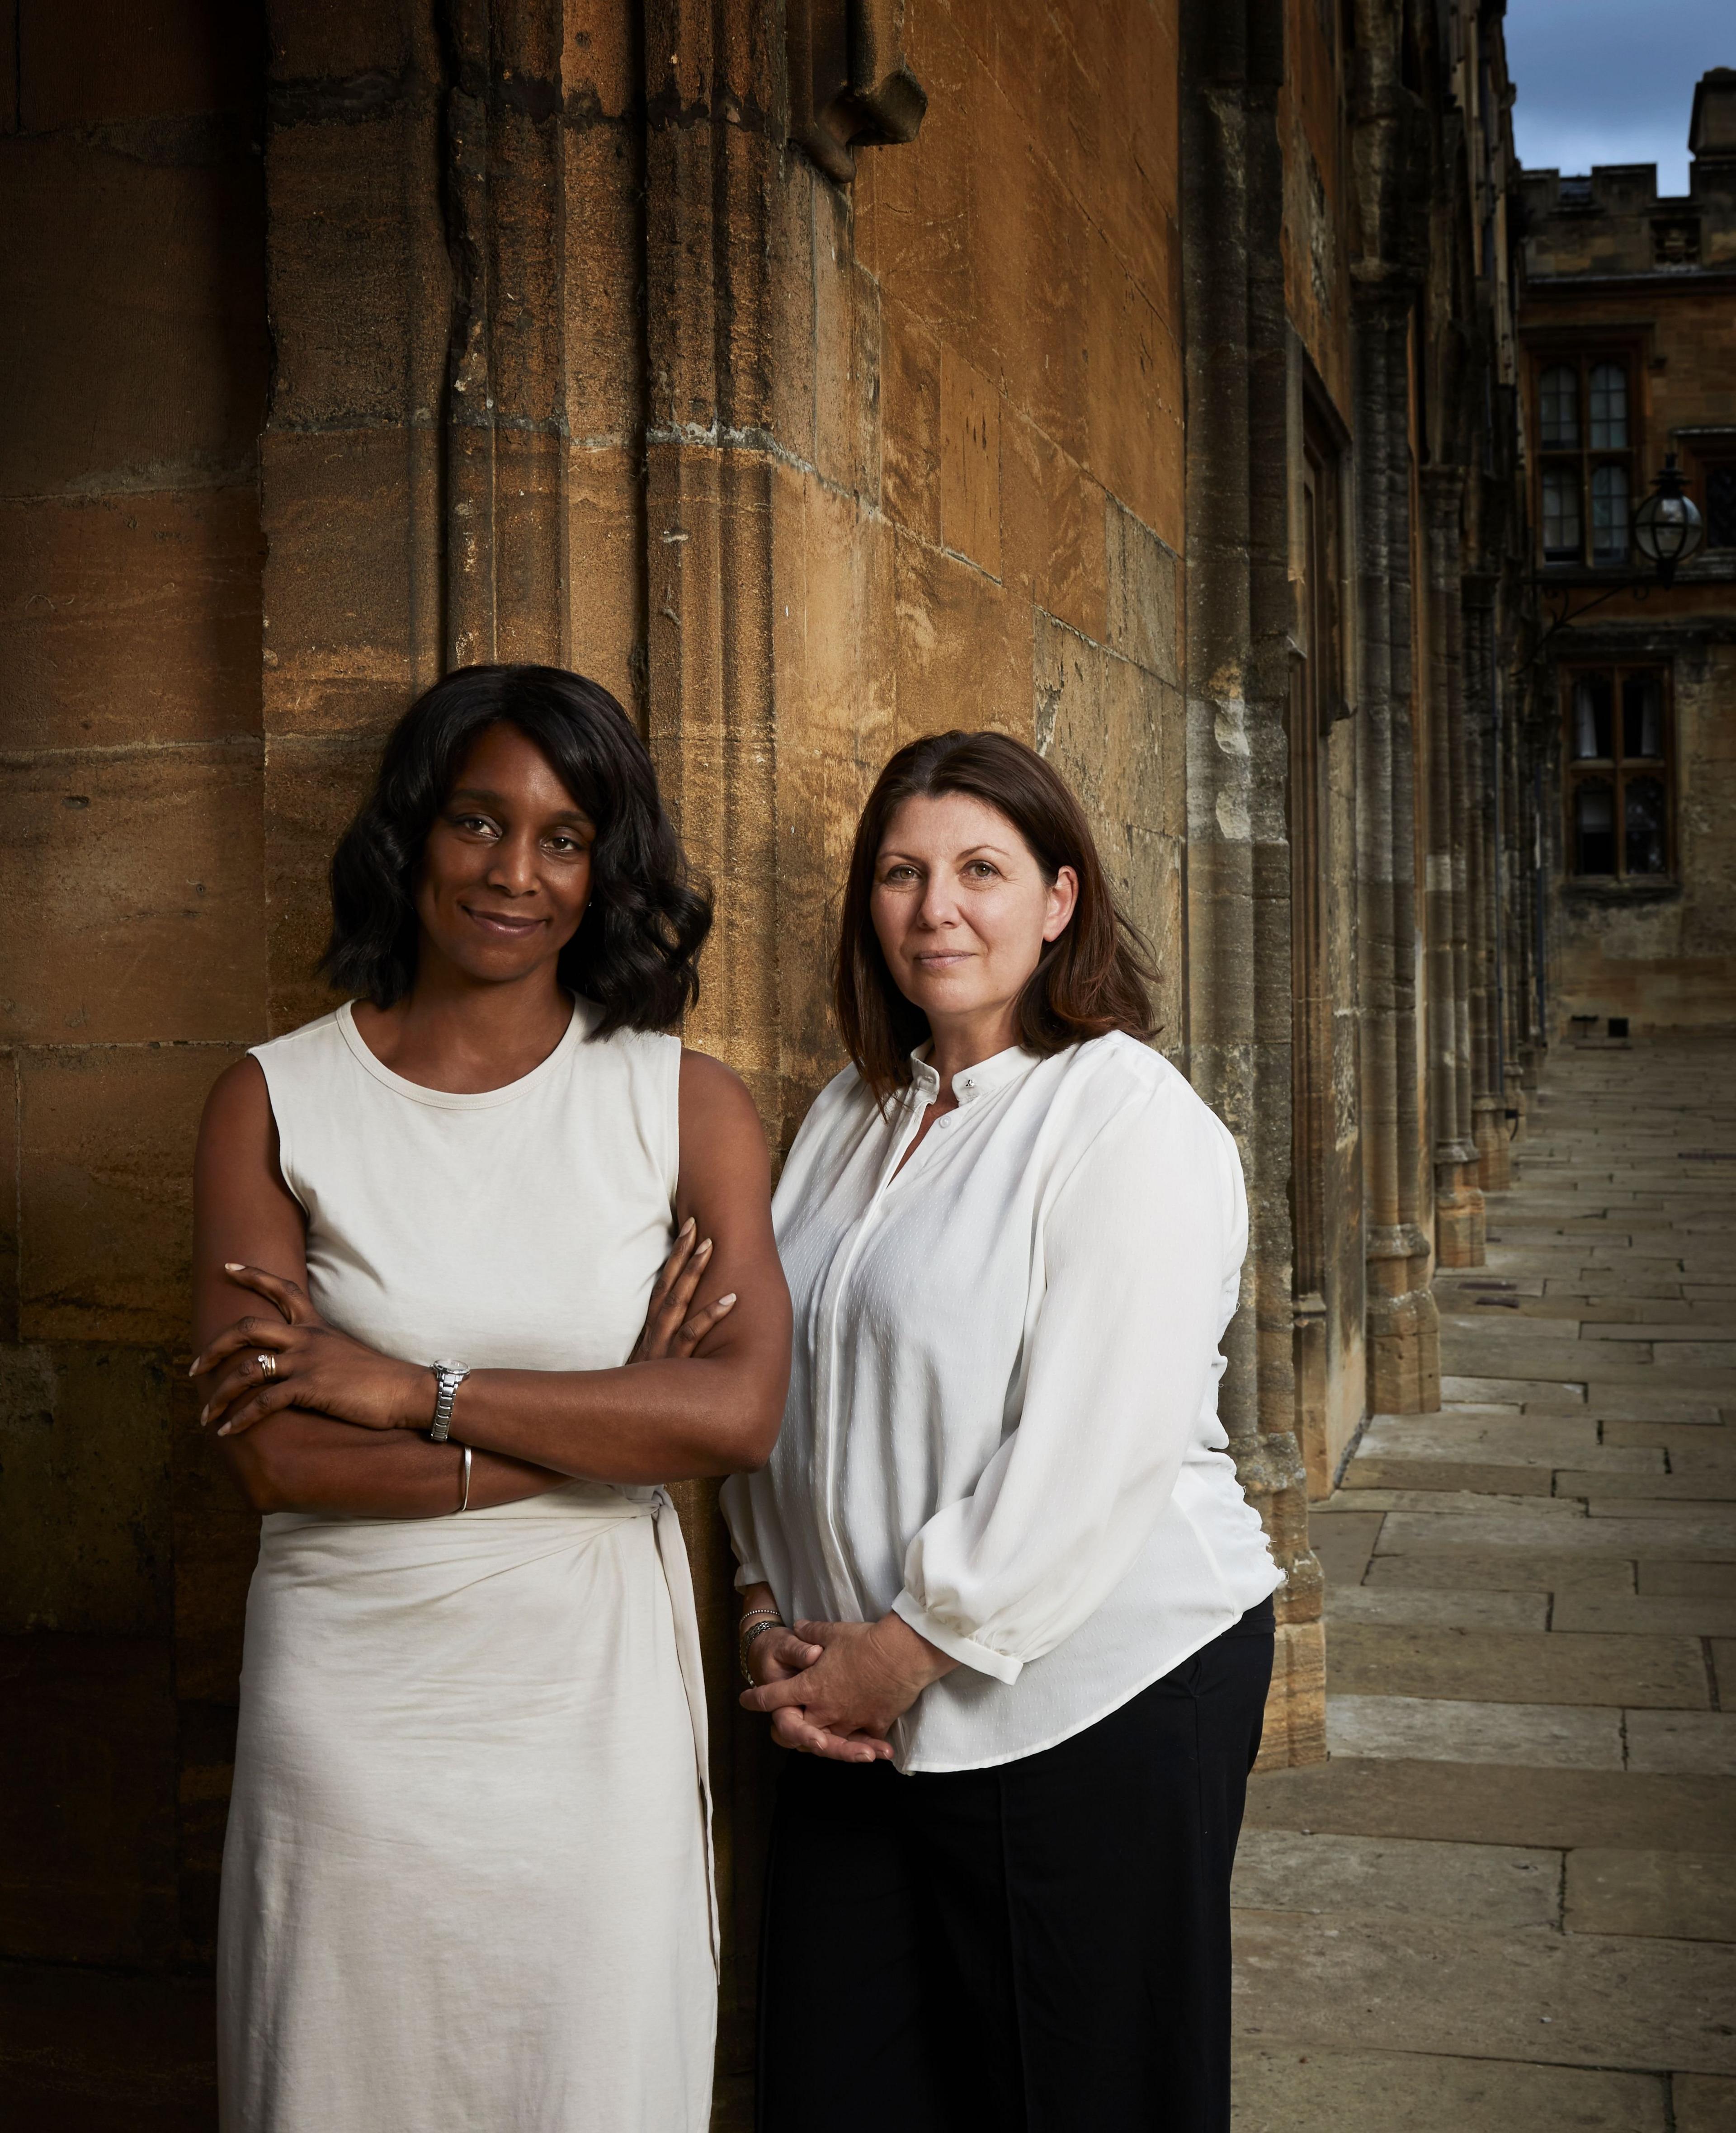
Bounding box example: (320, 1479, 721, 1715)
(428, 1359, 471, 1443)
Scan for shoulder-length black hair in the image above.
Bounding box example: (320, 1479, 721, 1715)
(321, 664, 711, 1036)
(834, 730, 1157, 1101)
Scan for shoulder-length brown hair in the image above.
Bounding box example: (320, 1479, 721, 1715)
(834, 730, 1158, 1100)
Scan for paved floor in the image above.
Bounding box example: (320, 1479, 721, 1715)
(1231, 1037, 1736, 2132)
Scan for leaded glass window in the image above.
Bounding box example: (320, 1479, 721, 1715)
(1562, 664, 1673, 881)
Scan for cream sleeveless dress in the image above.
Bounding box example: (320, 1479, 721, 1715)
(216, 999, 715, 2133)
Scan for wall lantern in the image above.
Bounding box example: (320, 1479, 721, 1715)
(1632, 453, 1705, 587)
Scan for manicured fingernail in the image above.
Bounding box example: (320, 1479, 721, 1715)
(216, 1423, 231, 1436)
(696, 1237, 713, 1254)
(718, 1292, 736, 1308)
(679, 1217, 695, 1235)
(224, 1262, 244, 1273)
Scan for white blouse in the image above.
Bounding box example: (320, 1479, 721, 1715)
(721, 1031, 1282, 1775)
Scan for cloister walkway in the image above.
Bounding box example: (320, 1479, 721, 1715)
(1230, 1035, 1736, 2131)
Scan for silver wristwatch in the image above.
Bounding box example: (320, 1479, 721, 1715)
(428, 1359, 471, 1442)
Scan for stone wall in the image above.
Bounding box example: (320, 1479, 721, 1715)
(0, 0, 269, 2044)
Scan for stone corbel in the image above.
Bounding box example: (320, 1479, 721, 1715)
(787, 0, 927, 184)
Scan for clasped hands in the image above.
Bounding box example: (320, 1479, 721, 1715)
(738, 1606, 957, 1765)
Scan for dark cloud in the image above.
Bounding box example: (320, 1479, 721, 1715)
(1506, 0, 1732, 193)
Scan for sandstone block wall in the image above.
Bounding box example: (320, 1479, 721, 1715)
(0, 0, 270, 2035)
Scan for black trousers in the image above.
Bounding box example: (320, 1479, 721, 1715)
(756, 1599, 1274, 2133)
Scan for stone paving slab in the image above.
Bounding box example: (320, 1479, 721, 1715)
(1583, 1498, 1736, 1521)
(1231, 2047, 1668, 2133)
(1233, 1828, 1560, 1929)
(1444, 1375, 1587, 1405)
(1605, 1420, 1732, 1446)
(1232, 1906, 1736, 2072)
(1311, 1511, 1384, 1592)
(1675, 2074, 1736, 2131)
(1364, 1554, 1638, 1594)
(1327, 1695, 1623, 1767)
(1376, 1511, 1736, 1557)
(1325, 1624, 1709, 1709)
(1640, 1563, 1736, 1597)
(1582, 1393, 1732, 1420)
(1566, 1850, 1736, 1942)
(1360, 1414, 1657, 1466)
(1327, 1586, 1550, 1631)
(1334, 1489, 1589, 1517)
(1346, 1459, 1556, 1495)
(1595, 1314, 1736, 1331)
(1646, 1561, 1736, 1595)
(1552, 1591, 1736, 1636)
(1562, 1471, 1736, 1502)
(1243, 1761, 1736, 1852)
(1624, 1713, 1736, 1777)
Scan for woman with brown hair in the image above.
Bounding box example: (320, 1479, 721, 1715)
(722, 730, 1280, 2132)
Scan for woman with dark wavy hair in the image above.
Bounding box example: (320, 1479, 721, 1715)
(723, 730, 1279, 2133)
(191, 664, 790, 2131)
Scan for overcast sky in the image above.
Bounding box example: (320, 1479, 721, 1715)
(1505, 0, 1732, 194)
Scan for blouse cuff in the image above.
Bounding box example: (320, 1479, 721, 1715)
(731, 1559, 770, 1593)
(891, 1592, 1024, 1685)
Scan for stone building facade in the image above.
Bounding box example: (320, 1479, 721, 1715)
(1519, 69, 1736, 1037)
(0, 1, 1544, 2119)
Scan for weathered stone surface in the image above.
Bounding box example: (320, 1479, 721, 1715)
(1347, 1458, 1555, 1495)
(0, 1344, 175, 1635)
(0, 140, 266, 499)
(1642, 1563, 1736, 1597)
(1365, 1553, 1637, 1594)
(1245, 1758, 1736, 1853)
(18, 1045, 242, 1347)
(1360, 1411, 1660, 1469)
(1230, 2045, 1666, 2131)
(1675, 2073, 1736, 2132)
(1234, 1827, 1561, 1929)
(1552, 1592, 1736, 1636)
(1566, 1850, 1736, 1942)
(1443, 1375, 1587, 1406)
(0, 489, 264, 752)
(1562, 1471, 1736, 1503)
(0, 746, 264, 1046)
(1233, 1904, 1736, 2072)
(1327, 1585, 1550, 1631)
(1625, 1713, 1736, 1778)
(1326, 1694, 1624, 1768)
(1326, 1624, 1709, 1710)
(1376, 1511, 1736, 1559)
(1310, 1509, 1385, 1593)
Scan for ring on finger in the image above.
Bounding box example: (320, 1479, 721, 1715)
(256, 1351, 276, 1379)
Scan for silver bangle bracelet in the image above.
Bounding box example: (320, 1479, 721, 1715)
(738, 1615, 784, 1684)
(456, 1443, 472, 1516)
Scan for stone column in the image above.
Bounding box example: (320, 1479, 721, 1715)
(1463, 573, 1510, 1190)
(1180, 0, 1323, 1766)
(1351, 284, 1440, 1413)
(1420, 465, 1485, 1268)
